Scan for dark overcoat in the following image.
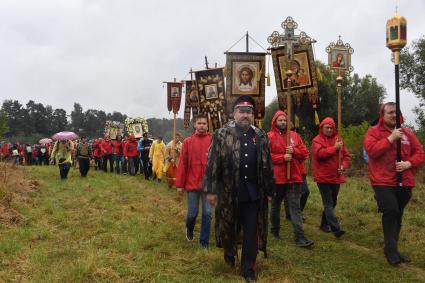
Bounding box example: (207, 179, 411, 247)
(203, 121, 275, 256)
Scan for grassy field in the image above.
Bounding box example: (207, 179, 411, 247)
(1, 164, 425, 282)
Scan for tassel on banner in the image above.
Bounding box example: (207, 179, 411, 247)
(266, 73, 271, 86)
(257, 66, 263, 82)
(294, 115, 300, 129)
(314, 110, 320, 126)
(316, 66, 323, 81)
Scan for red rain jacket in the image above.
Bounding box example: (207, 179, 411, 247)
(112, 140, 123, 155)
(268, 110, 309, 184)
(1, 143, 10, 156)
(364, 106, 424, 187)
(92, 140, 101, 157)
(312, 117, 350, 184)
(176, 132, 212, 191)
(100, 139, 113, 156)
(124, 137, 138, 157)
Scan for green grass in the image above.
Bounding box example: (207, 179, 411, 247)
(1, 165, 425, 282)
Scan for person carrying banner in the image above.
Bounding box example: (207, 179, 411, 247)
(312, 117, 350, 237)
(268, 110, 314, 247)
(100, 136, 113, 173)
(364, 102, 424, 265)
(176, 114, 212, 248)
(204, 95, 274, 282)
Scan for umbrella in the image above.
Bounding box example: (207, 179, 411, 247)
(39, 138, 53, 145)
(52, 131, 79, 141)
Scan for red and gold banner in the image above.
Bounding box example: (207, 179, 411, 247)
(167, 82, 183, 114)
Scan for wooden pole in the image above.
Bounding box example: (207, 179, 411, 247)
(286, 68, 293, 181)
(336, 72, 343, 170)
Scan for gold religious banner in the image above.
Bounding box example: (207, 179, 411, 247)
(167, 82, 183, 114)
(194, 67, 228, 131)
(225, 52, 266, 120)
(183, 80, 200, 129)
(270, 43, 319, 110)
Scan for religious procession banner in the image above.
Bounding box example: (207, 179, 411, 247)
(183, 80, 200, 129)
(104, 120, 124, 140)
(125, 117, 149, 139)
(225, 52, 266, 120)
(194, 68, 228, 131)
(167, 82, 183, 114)
(271, 43, 319, 111)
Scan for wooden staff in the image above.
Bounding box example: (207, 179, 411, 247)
(336, 71, 343, 170)
(286, 68, 293, 181)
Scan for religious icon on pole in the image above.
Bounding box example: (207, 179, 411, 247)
(195, 67, 228, 131)
(183, 80, 199, 129)
(326, 36, 354, 75)
(166, 82, 183, 114)
(225, 52, 267, 121)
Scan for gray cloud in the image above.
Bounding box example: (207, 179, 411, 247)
(0, 0, 423, 125)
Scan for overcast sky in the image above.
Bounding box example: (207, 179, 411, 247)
(0, 0, 423, 125)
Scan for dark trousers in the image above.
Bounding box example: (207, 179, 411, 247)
(373, 186, 412, 256)
(271, 183, 305, 239)
(94, 157, 102, 170)
(238, 201, 259, 278)
(141, 155, 152, 179)
(128, 156, 139, 176)
(317, 183, 341, 232)
(59, 162, 71, 179)
(102, 155, 113, 172)
(78, 158, 90, 177)
(284, 176, 310, 219)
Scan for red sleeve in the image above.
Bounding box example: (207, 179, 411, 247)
(406, 130, 425, 168)
(364, 128, 392, 159)
(175, 140, 189, 188)
(313, 139, 337, 160)
(271, 152, 285, 164)
(292, 134, 309, 161)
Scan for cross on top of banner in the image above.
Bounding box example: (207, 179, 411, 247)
(267, 17, 314, 60)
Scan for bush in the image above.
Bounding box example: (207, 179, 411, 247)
(341, 121, 370, 175)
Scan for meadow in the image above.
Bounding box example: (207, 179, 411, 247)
(1, 164, 425, 282)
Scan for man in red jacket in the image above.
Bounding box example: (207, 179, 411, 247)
(112, 135, 124, 174)
(100, 136, 114, 173)
(268, 110, 313, 247)
(364, 102, 424, 265)
(124, 134, 139, 176)
(312, 117, 350, 237)
(176, 114, 212, 248)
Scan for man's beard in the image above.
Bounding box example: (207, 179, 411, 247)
(236, 119, 251, 131)
(276, 123, 286, 132)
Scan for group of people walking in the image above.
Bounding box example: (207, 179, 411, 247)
(2, 96, 424, 282)
(176, 95, 424, 282)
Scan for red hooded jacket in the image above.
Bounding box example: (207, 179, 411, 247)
(92, 140, 101, 158)
(124, 135, 138, 157)
(100, 139, 113, 156)
(1, 143, 10, 156)
(268, 110, 309, 184)
(112, 140, 123, 155)
(312, 117, 350, 184)
(176, 132, 212, 191)
(364, 106, 424, 187)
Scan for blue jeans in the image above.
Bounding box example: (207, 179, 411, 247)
(186, 191, 212, 246)
(113, 154, 123, 174)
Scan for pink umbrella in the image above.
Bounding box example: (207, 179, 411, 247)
(39, 138, 53, 145)
(52, 131, 79, 141)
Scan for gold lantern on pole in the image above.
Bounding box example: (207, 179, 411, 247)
(386, 11, 407, 187)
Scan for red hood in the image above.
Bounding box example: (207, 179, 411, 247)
(270, 110, 287, 133)
(319, 117, 337, 138)
(378, 103, 404, 127)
